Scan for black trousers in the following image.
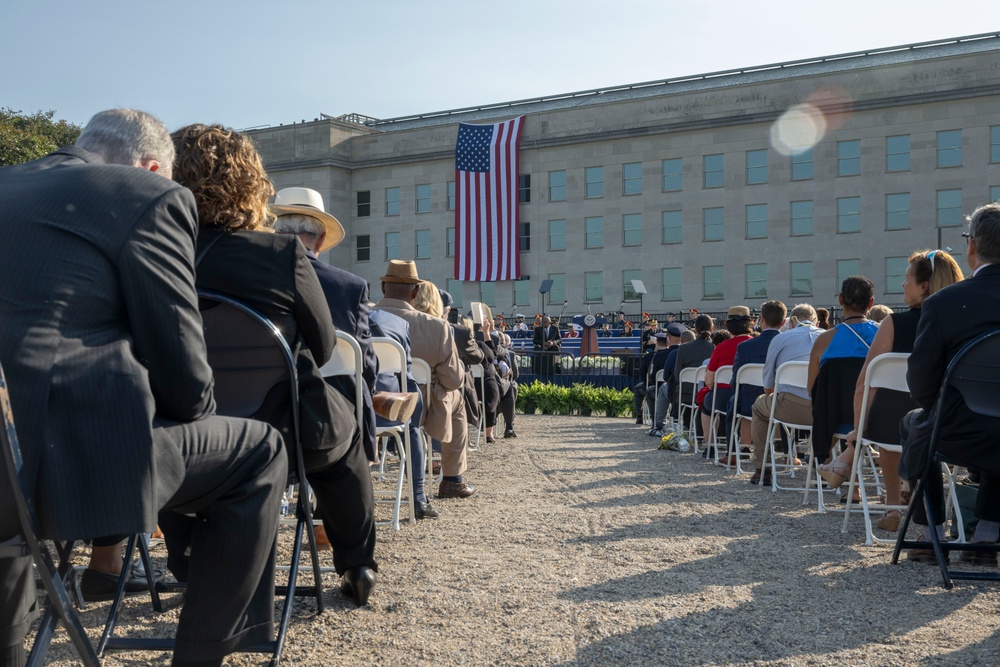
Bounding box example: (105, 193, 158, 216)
(499, 380, 518, 430)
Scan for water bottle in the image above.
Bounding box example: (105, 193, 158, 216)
(280, 491, 290, 516)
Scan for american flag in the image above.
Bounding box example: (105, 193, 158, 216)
(454, 116, 524, 281)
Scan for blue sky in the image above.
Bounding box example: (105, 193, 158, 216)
(1, 1, 994, 130)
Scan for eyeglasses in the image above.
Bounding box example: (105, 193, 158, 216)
(962, 231, 974, 245)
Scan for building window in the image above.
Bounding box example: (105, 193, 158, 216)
(703, 207, 724, 242)
(548, 219, 566, 251)
(661, 210, 682, 244)
(622, 213, 642, 247)
(415, 229, 431, 259)
(584, 271, 603, 303)
(746, 149, 768, 185)
(837, 196, 861, 234)
(514, 278, 532, 306)
(548, 170, 566, 202)
(838, 140, 861, 176)
(518, 174, 531, 203)
(585, 216, 603, 249)
(790, 261, 812, 297)
(886, 135, 910, 172)
(746, 204, 767, 239)
(356, 191, 371, 217)
(447, 181, 455, 210)
(585, 166, 604, 198)
(791, 148, 813, 181)
(885, 193, 911, 230)
(479, 282, 496, 308)
(937, 130, 962, 168)
(936, 189, 963, 227)
(519, 222, 531, 252)
(356, 235, 370, 262)
(991, 126, 1000, 164)
(415, 184, 431, 214)
(745, 263, 767, 298)
(661, 267, 682, 301)
(836, 259, 861, 290)
(623, 162, 642, 195)
(704, 154, 724, 188)
(385, 187, 400, 216)
(385, 231, 400, 260)
(885, 257, 908, 294)
(547, 273, 566, 304)
(446, 279, 464, 308)
(790, 200, 813, 236)
(992, 185, 1000, 202)
(662, 158, 682, 192)
(446, 227, 455, 257)
(703, 265, 724, 300)
(622, 269, 642, 302)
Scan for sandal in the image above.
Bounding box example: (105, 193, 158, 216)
(819, 461, 851, 488)
(876, 510, 901, 532)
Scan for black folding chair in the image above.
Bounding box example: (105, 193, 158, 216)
(0, 361, 101, 666)
(98, 290, 324, 666)
(892, 327, 1000, 588)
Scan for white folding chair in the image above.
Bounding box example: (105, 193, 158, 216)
(468, 363, 486, 450)
(410, 357, 439, 484)
(371, 337, 415, 530)
(708, 364, 733, 464)
(679, 366, 707, 453)
(841, 352, 965, 545)
(642, 369, 664, 428)
(726, 363, 764, 475)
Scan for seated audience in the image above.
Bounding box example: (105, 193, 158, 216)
(497, 332, 520, 438)
(650, 324, 687, 435)
(673, 315, 715, 417)
(172, 124, 377, 606)
(815, 308, 832, 330)
(699, 307, 754, 453)
(867, 304, 893, 324)
(469, 315, 502, 443)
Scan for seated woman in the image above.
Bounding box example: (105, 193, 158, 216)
(808, 276, 878, 481)
(621, 321, 634, 337)
(171, 124, 377, 606)
(698, 308, 754, 453)
(820, 251, 963, 530)
(468, 316, 501, 443)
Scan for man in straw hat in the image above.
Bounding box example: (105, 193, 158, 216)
(375, 260, 478, 499)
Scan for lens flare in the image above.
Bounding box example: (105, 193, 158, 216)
(770, 103, 827, 156)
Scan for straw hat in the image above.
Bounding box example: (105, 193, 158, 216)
(380, 259, 424, 284)
(727, 305, 752, 320)
(270, 187, 345, 253)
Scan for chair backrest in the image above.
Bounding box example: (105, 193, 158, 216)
(678, 367, 698, 385)
(469, 363, 484, 379)
(773, 360, 809, 390)
(319, 331, 364, 428)
(411, 358, 432, 387)
(654, 369, 664, 384)
(944, 328, 1000, 419)
(714, 364, 733, 387)
(734, 363, 765, 389)
(865, 352, 910, 393)
(372, 337, 407, 392)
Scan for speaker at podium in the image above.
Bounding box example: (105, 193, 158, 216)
(572, 313, 606, 357)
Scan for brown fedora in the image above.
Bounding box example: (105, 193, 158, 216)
(380, 259, 424, 284)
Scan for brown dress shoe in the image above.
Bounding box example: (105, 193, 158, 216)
(372, 391, 419, 422)
(438, 480, 476, 499)
(906, 548, 946, 564)
(313, 525, 332, 552)
(958, 543, 999, 567)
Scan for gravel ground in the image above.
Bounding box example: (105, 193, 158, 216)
(32, 414, 1000, 666)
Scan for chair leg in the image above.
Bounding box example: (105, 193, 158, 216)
(27, 541, 100, 667)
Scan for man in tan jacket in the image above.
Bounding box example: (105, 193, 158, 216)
(374, 260, 477, 498)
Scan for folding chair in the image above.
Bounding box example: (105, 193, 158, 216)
(678, 366, 706, 453)
(370, 337, 415, 530)
(99, 290, 324, 666)
(892, 328, 1000, 588)
(707, 365, 733, 464)
(726, 363, 764, 475)
(0, 362, 101, 667)
(410, 357, 439, 484)
(467, 363, 486, 450)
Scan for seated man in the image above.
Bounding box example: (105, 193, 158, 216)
(748, 304, 821, 485)
(900, 203, 1000, 564)
(497, 332, 520, 438)
(649, 324, 685, 435)
(0, 109, 286, 667)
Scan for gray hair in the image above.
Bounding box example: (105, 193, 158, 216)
(789, 303, 817, 323)
(273, 213, 324, 240)
(75, 109, 174, 169)
(967, 203, 1000, 265)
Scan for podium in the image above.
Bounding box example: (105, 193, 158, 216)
(573, 314, 605, 357)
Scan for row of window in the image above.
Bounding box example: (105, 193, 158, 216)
(354, 128, 1000, 217)
(355, 184, 997, 261)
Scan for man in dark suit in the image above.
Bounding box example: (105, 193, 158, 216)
(0, 109, 286, 667)
(725, 301, 785, 448)
(532, 316, 561, 377)
(901, 203, 1000, 564)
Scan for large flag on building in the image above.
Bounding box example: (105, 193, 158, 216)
(454, 116, 524, 282)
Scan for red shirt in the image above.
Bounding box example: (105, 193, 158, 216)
(706, 334, 752, 388)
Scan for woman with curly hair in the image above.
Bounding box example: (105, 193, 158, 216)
(171, 124, 378, 606)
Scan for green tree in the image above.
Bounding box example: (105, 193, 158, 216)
(0, 108, 81, 166)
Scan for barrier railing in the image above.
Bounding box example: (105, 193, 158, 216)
(515, 350, 642, 390)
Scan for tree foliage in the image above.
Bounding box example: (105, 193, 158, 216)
(0, 108, 82, 167)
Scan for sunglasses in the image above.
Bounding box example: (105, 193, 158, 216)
(927, 249, 940, 273)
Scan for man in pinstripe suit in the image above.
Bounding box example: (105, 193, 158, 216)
(0, 109, 287, 667)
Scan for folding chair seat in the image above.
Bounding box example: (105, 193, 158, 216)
(370, 337, 415, 530)
(410, 357, 439, 484)
(725, 363, 764, 475)
(0, 362, 101, 667)
(467, 363, 486, 450)
(99, 290, 324, 666)
(707, 364, 733, 465)
(893, 328, 1000, 588)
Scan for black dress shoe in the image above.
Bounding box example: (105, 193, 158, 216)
(504, 430, 517, 439)
(958, 543, 999, 567)
(340, 566, 376, 607)
(415, 501, 439, 519)
(486, 436, 496, 444)
(80, 568, 149, 602)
